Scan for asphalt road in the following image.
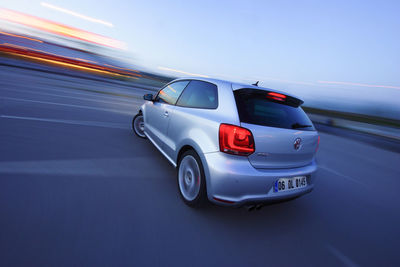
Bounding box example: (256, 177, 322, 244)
(1, 63, 400, 267)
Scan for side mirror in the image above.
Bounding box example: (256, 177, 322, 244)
(143, 93, 153, 101)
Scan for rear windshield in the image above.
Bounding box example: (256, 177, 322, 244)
(234, 89, 315, 131)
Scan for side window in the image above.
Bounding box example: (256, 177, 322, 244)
(156, 81, 189, 105)
(176, 80, 218, 109)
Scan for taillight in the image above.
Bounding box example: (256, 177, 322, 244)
(316, 136, 320, 152)
(219, 124, 255, 156)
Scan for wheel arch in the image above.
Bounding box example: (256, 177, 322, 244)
(177, 145, 196, 165)
(176, 142, 211, 201)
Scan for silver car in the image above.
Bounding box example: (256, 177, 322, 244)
(132, 78, 319, 209)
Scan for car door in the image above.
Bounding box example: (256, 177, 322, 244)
(144, 80, 189, 150)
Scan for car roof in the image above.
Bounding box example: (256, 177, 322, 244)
(173, 77, 303, 101)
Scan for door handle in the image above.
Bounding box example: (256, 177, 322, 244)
(164, 111, 169, 117)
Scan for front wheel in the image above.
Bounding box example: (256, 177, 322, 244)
(177, 150, 207, 207)
(132, 113, 146, 139)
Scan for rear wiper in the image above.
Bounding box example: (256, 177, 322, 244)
(291, 123, 312, 129)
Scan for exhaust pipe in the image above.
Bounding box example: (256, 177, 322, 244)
(244, 204, 263, 211)
(246, 205, 256, 211)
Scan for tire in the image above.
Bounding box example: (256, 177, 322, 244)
(177, 150, 207, 207)
(132, 113, 146, 139)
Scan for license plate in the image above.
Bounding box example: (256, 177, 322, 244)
(274, 176, 307, 192)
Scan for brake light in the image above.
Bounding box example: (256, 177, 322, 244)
(316, 136, 320, 152)
(219, 124, 255, 156)
(267, 92, 286, 102)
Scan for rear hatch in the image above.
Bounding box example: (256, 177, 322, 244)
(234, 88, 319, 169)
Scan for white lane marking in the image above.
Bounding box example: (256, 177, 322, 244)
(1, 115, 128, 129)
(319, 165, 366, 186)
(1, 86, 143, 107)
(0, 78, 141, 104)
(327, 244, 360, 267)
(0, 158, 158, 176)
(0, 96, 136, 114)
(0, 71, 152, 101)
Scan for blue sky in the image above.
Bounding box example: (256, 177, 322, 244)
(1, 0, 400, 116)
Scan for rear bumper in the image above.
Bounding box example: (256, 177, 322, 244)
(202, 152, 317, 207)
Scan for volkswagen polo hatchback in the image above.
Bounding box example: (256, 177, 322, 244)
(132, 78, 319, 208)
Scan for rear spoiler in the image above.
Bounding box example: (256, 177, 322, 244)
(234, 88, 304, 107)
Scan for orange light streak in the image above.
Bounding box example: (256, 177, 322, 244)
(0, 8, 125, 49)
(0, 31, 43, 43)
(104, 63, 140, 73)
(0, 43, 140, 78)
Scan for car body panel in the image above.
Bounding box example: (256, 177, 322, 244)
(203, 152, 317, 206)
(143, 101, 173, 150)
(242, 122, 319, 169)
(166, 107, 220, 161)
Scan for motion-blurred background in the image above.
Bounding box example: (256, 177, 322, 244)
(1, 1, 400, 266)
(1, 1, 399, 132)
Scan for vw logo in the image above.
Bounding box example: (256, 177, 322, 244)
(294, 138, 302, 150)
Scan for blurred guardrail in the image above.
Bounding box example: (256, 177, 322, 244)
(304, 107, 400, 141)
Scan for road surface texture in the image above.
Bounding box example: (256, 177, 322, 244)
(1, 62, 399, 267)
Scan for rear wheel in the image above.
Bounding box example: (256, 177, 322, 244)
(132, 113, 146, 139)
(177, 150, 207, 207)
